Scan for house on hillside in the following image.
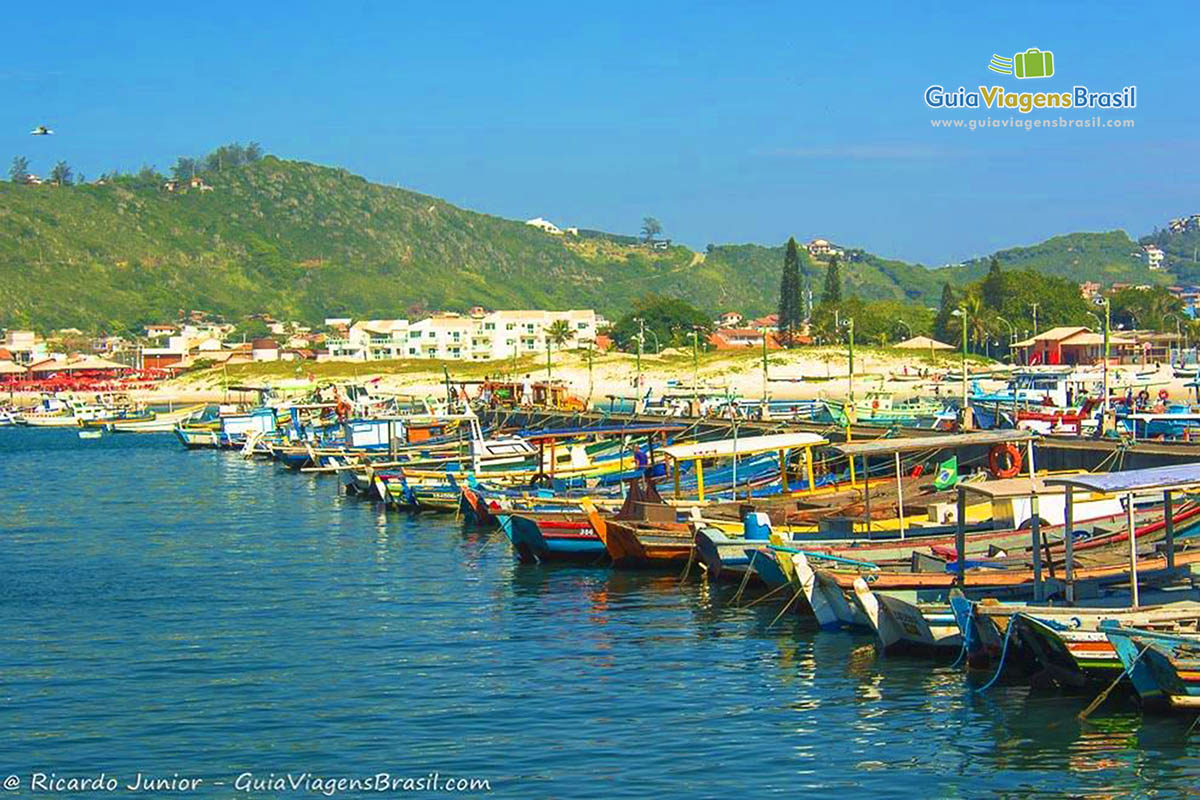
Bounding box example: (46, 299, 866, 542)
(144, 323, 178, 339)
(525, 217, 563, 235)
(1143, 244, 1166, 271)
(807, 238, 843, 258)
(188, 176, 213, 191)
(716, 311, 743, 328)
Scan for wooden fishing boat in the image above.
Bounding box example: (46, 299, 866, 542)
(503, 513, 606, 564)
(850, 577, 962, 655)
(1104, 624, 1200, 709)
(108, 404, 206, 433)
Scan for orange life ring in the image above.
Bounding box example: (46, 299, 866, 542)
(871, 399, 880, 410)
(1159, 389, 1170, 401)
(988, 443, 1022, 479)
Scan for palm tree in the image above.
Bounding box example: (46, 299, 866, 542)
(546, 320, 575, 348)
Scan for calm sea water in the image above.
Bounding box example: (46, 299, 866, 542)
(2, 428, 1199, 799)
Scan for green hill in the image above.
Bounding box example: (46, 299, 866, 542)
(0, 155, 1178, 332)
(938, 230, 1163, 285)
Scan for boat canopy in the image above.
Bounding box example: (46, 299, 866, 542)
(959, 475, 1069, 499)
(831, 429, 1035, 457)
(1046, 464, 1200, 494)
(661, 432, 826, 461)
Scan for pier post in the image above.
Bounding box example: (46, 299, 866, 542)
(1164, 490, 1176, 570)
(1030, 492, 1043, 602)
(863, 457, 872, 535)
(1127, 492, 1140, 608)
(1064, 487, 1075, 604)
(955, 486, 966, 586)
(894, 451, 906, 540)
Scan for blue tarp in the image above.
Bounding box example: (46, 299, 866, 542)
(1046, 464, 1200, 493)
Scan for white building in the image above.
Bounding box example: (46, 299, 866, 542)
(2, 330, 45, 364)
(1144, 244, 1166, 271)
(325, 319, 411, 361)
(321, 310, 600, 362)
(525, 217, 563, 235)
(807, 238, 844, 258)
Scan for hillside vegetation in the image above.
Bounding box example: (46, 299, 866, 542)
(0, 155, 1177, 332)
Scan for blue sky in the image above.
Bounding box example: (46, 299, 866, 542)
(1, 0, 1195, 265)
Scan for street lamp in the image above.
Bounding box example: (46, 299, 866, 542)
(994, 316, 1015, 362)
(951, 307, 969, 421)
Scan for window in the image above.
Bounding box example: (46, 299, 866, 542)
(506, 323, 515, 330)
(484, 323, 495, 330)
(577, 322, 587, 329)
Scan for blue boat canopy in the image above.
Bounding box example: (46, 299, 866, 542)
(1046, 464, 1200, 494)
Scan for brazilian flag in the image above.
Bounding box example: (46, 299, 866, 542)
(933, 456, 959, 490)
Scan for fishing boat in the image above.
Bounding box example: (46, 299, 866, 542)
(850, 577, 962, 655)
(1104, 623, 1200, 709)
(108, 404, 206, 433)
(822, 390, 947, 428)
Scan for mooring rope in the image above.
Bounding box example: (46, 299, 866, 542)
(972, 613, 1019, 694)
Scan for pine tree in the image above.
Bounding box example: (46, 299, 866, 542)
(933, 282, 958, 341)
(981, 256, 1004, 309)
(778, 237, 803, 346)
(821, 254, 842, 305)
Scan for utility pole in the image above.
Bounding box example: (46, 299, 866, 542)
(847, 318, 855, 405)
(635, 317, 644, 411)
(689, 327, 700, 410)
(1102, 297, 1110, 422)
(545, 337, 552, 381)
(761, 329, 769, 417)
(1031, 302, 1040, 336)
(585, 340, 594, 407)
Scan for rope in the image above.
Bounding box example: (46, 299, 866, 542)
(677, 533, 698, 587)
(741, 581, 791, 609)
(730, 551, 757, 606)
(950, 601, 975, 669)
(972, 613, 1018, 694)
(767, 589, 803, 628)
(1078, 643, 1150, 721)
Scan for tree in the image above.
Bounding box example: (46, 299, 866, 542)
(641, 216, 662, 243)
(245, 142, 263, 161)
(981, 256, 1004, 308)
(49, 161, 72, 186)
(609, 294, 710, 352)
(545, 319, 575, 348)
(1109, 285, 1182, 332)
(777, 237, 804, 346)
(821, 253, 842, 305)
(172, 157, 199, 180)
(933, 282, 958, 342)
(10, 155, 29, 183)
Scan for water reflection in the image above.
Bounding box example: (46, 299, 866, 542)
(3, 428, 1200, 798)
